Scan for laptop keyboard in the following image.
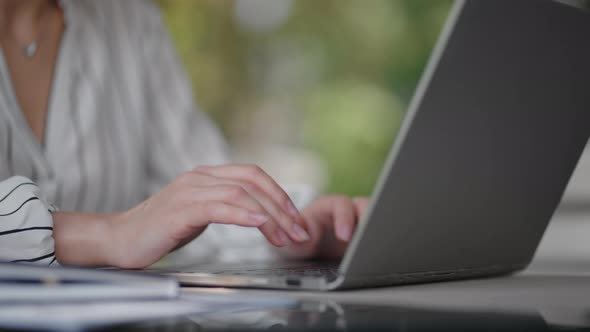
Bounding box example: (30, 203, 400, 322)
(210, 264, 340, 279)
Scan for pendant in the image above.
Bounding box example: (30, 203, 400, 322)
(23, 42, 37, 58)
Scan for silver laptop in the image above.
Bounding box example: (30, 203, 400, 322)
(167, 0, 590, 290)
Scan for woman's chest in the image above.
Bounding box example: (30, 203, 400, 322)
(1, 71, 149, 213)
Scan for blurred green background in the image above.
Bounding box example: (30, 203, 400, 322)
(157, 0, 452, 196)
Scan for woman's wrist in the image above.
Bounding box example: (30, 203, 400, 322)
(53, 211, 119, 267)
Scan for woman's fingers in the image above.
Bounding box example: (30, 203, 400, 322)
(194, 164, 300, 217)
(213, 180, 308, 246)
(330, 196, 357, 242)
(301, 195, 357, 242)
(188, 184, 269, 218)
(232, 180, 310, 243)
(352, 197, 371, 219)
(193, 165, 310, 244)
(178, 172, 303, 246)
(186, 184, 293, 246)
(187, 201, 269, 228)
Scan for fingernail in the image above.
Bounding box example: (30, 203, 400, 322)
(275, 229, 290, 246)
(249, 213, 269, 226)
(337, 224, 351, 242)
(292, 223, 310, 242)
(286, 200, 299, 217)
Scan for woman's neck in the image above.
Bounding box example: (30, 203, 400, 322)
(0, 0, 55, 44)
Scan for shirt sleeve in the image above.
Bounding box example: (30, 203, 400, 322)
(0, 176, 58, 266)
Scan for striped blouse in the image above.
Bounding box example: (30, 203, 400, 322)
(0, 0, 281, 266)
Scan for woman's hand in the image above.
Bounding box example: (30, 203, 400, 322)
(277, 195, 370, 260)
(54, 164, 311, 268)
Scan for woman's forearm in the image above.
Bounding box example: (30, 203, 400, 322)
(53, 211, 118, 267)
